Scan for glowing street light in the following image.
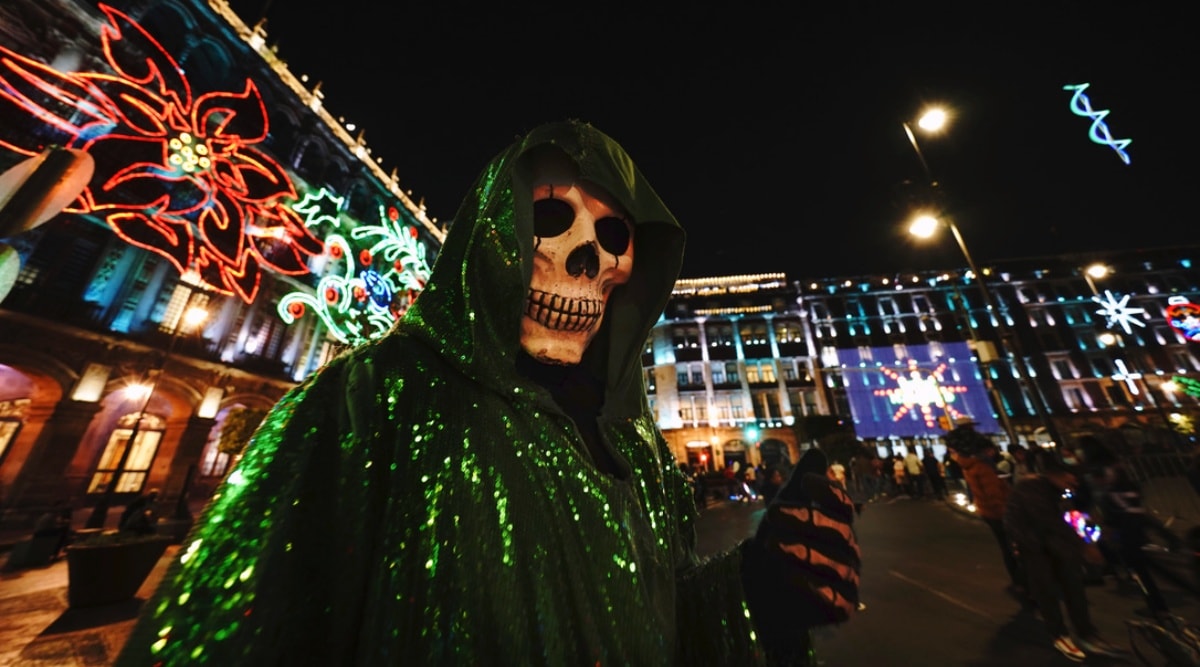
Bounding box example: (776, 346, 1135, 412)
(85, 282, 210, 529)
(1083, 262, 1110, 295)
(902, 108, 1064, 449)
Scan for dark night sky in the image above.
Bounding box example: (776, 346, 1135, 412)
(227, 1, 1197, 281)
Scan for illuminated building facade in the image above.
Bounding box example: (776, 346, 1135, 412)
(644, 274, 828, 473)
(798, 247, 1200, 456)
(0, 0, 442, 520)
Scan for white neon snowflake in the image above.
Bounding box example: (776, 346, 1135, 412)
(1092, 289, 1147, 334)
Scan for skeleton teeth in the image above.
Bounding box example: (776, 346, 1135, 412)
(526, 289, 600, 331)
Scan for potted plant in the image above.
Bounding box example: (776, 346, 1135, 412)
(64, 529, 173, 608)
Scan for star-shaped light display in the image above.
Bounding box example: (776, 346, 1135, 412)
(873, 359, 969, 427)
(1092, 289, 1147, 335)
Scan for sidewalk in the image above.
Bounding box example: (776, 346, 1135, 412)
(0, 541, 178, 666)
(0, 501, 204, 666)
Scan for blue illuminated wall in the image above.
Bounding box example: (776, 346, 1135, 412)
(838, 342, 1001, 439)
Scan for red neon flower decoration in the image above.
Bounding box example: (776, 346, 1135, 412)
(359, 249, 372, 266)
(0, 5, 322, 303)
(352, 285, 367, 302)
(387, 206, 399, 222)
(287, 301, 306, 318)
(324, 286, 340, 305)
(328, 243, 343, 259)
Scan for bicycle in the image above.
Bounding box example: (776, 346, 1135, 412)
(1125, 546, 1200, 666)
(1127, 609, 1200, 666)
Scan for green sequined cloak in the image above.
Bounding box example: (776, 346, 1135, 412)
(116, 120, 763, 666)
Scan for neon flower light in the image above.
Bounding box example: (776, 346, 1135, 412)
(873, 359, 970, 428)
(279, 198, 430, 346)
(1166, 296, 1200, 342)
(1064, 83, 1131, 165)
(0, 5, 322, 302)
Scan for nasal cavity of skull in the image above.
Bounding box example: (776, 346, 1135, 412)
(566, 243, 600, 279)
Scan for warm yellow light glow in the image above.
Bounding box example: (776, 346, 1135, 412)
(1086, 263, 1110, 280)
(909, 215, 939, 238)
(1099, 332, 1118, 346)
(124, 382, 154, 402)
(182, 305, 209, 329)
(917, 107, 948, 132)
(1163, 380, 1178, 393)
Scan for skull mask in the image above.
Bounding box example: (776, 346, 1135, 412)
(521, 151, 635, 365)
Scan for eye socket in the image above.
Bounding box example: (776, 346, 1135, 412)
(533, 198, 575, 238)
(596, 216, 631, 255)
(533, 197, 632, 254)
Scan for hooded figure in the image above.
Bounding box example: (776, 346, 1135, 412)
(116, 120, 858, 666)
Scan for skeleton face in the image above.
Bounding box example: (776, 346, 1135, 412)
(521, 157, 634, 365)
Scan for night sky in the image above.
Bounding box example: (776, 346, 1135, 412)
(227, 1, 1196, 281)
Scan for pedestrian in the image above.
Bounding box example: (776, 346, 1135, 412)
(892, 453, 906, 497)
(1004, 457, 1124, 661)
(828, 458, 847, 487)
(1009, 443, 1035, 480)
(922, 448, 947, 500)
(1078, 436, 1193, 618)
(30, 499, 73, 560)
(118, 488, 158, 535)
(942, 451, 966, 497)
(115, 120, 861, 666)
(945, 424, 1026, 602)
(869, 454, 884, 500)
(903, 446, 924, 498)
(758, 466, 785, 505)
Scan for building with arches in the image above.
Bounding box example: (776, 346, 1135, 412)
(0, 0, 443, 524)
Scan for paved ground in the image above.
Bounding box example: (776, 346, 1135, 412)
(1, 489, 1196, 666)
(0, 544, 178, 666)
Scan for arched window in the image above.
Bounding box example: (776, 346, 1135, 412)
(87, 412, 166, 494)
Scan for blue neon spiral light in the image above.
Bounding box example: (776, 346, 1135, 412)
(1064, 83, 1131, 164)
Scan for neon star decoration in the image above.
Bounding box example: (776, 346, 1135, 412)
(0, 5, 323, 302)
(278, 199, 430, 346)
(873, 359, 970, 428)
(1092, 289, 1146, 335)
(1064, 83, 1131, 165)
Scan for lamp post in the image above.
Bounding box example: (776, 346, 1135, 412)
(903, 109, 1065, 449)
(85, 283, 209, 529)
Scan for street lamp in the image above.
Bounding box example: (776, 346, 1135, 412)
(903, 109, 1065, 449)
(1083, 263, 1109, 295)
(85, 281, 210, 529)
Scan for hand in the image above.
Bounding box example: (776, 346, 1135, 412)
(744, 448, 862, 629)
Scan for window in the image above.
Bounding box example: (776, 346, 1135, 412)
(199, 434, 233, 478)
(725, 362, 740, 384)
(711, 362, 726, 384)
(0, 417, 20, 467)
(759, 361, 776, 383)
(87, 413, 165, 494)
(672, 326, 700, 349)
(911, 294, 933, 314)
(739, 321, 768, 346)
(1051, 357, 1076, 380)
(707, 323, 734, 348)
(1170, 349, 1199, 372)
(773, 318, 805, 345)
